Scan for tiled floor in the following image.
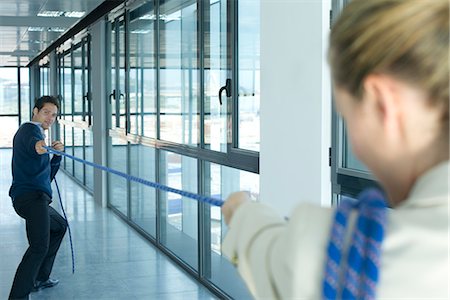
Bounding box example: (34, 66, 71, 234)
(0, 149, 217, 299)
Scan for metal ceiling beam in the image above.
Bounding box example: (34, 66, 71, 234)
(0, 16, 75, 28)
(27, 0, 125, 67)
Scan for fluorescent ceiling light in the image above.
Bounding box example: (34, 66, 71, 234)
(28, 27, 66, 32)
(139, 14, 156, 20)
(131, 29, 151, 34)
(28, 27, 45, 32)
(37, 10, 85, 18)
(48, 27, 66, 32)
(64, 11, 85, 18)
(139, 12, 180, 21)
(38, 11, 64, 17)
(160, 11, 181, 22)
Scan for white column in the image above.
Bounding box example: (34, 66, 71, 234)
(260, 0, 332, 217)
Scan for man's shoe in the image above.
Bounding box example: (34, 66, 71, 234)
(32, 278, 59, 292)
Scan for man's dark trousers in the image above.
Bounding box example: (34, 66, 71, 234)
(9, 191, 67, 299)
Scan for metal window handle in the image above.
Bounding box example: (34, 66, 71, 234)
(218, 79, 232, 105)
(109, 90, 125, 103)
(109, 89, 116, 103)
(84, 92, 92, 126)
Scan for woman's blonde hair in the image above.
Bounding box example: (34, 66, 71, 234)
(329, 0, 449, 123)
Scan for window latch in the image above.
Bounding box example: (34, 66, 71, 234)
(218, 79, 232, 105)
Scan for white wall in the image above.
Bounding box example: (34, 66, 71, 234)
(260, 0, 332, 217)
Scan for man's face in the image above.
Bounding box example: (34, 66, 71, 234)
(32, 103, 58, 130)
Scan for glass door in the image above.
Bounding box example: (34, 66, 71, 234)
(108, 14, 129, 216)
(82, 37, 94, 191)
(128, 2, 157, 238)
(204, 0, 228, 153)
(201, 1, 256, 297)
(103, 1, 259, 297)
(158, 0, 200, 271)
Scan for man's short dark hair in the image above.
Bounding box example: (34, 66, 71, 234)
(34, 96, 60, 111)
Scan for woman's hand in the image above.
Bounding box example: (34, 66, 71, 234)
(221, 191, 251, 225)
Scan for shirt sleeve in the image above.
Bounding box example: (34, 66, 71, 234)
(222, 202, 286, 298)
(50, 155, 62, 181)
(21, 124, 43, 157)
(222, 202, 334, 299)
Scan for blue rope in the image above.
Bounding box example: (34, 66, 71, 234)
(54, 178, 75, 274)
(43, 146, 224, 207)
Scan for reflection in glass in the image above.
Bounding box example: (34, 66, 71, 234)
(238, 0, 260, 151)
(160, 150, 198, 270)
(159, 3, 198, 145)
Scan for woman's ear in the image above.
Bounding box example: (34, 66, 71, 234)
(362, 74, 404, 141)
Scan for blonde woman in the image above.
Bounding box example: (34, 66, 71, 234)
(222, 0, 449, 299)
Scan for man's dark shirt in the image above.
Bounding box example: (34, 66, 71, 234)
(9, 123, 61, 200)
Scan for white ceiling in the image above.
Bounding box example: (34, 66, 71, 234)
(0, 0, 105, 67)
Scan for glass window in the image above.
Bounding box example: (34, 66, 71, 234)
(73, 127, 84, 183)
(205, 161, 258, 298)
(343, 136, 369, 172)
(108, 136, 128, 215)
(64, 126, 74, 174)
(331, 0, 377, 199)
(130, 143, 156, 237)
(110, 17, 127, 130)
(129, 4, 157, 138)
(63, 52, 73, 117)
(103, 1, 260, 297)
(119, 20, 127, 130)
(237, 0, 260, 152)
(159, 2, 199, 145)
(82, 40, 91, 125)
(0, 116, 19, 148)
(0, 68, 19, 115)
(204, 0, 228, 152)
(57, 37, 93, 191)
(160, 150, 198, 270)
(40, 65, 49, 96)
(85, 130, 94, 191)
(73, 46, 84, 115)
(58, 55, 65, 118)
(0, 68, 20, 148)
(20, 68, 30, 123)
